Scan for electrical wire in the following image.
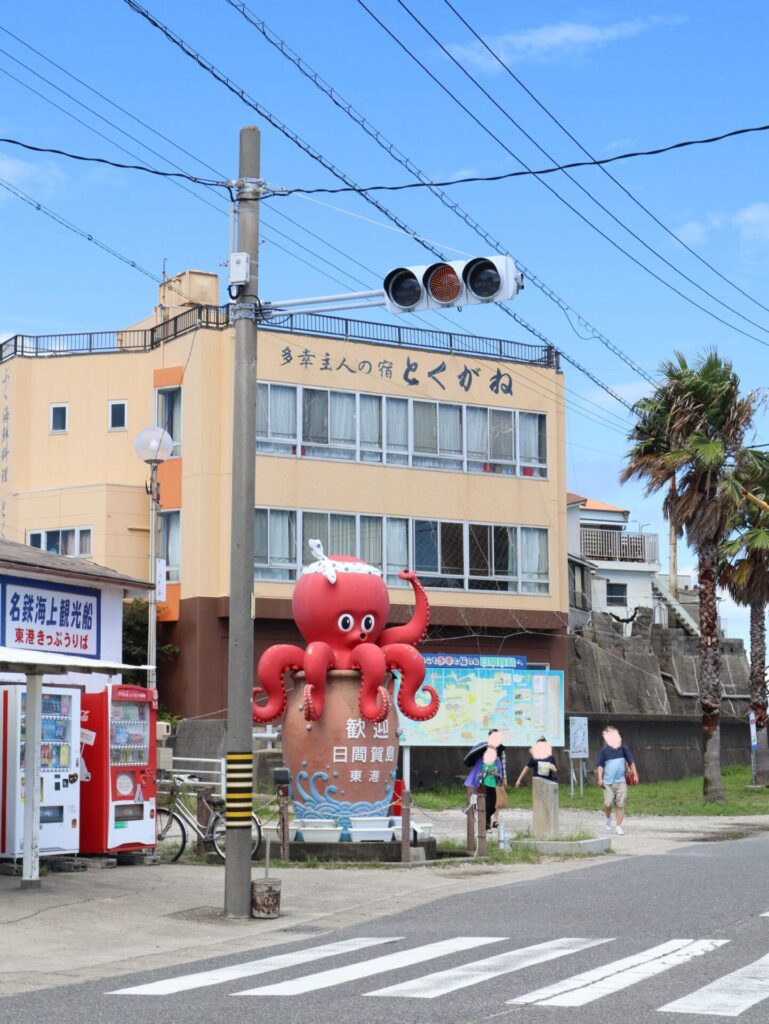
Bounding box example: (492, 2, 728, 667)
(356, 0, 769, 349)
(441, 0, 769, 322)
(222, 0, 660, 387)
(124, 0, 642, 412)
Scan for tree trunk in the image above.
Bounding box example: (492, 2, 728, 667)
(698, 542, 724, 802)
(749, 600, 769, 785)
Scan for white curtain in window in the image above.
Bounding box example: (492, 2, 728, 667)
(164, 512, 181, 579)
(519, 413, 544, 464)
(386, 517, 408, 575)
(302, 511, 328, 563)
(330, 392, 356, 445)
(439, 405, 462, 455)
(386, 398, 408, 455)
(331, 514, 356, 555)
(270, 510, 296, 568)
(271, 385, 296, 437)
(490, 410, 514, 461)
(413, 401, 438, 453)
(466, 407, 487, 459)
(359, 394, 381, 448)
(520, 527, 548, 579)
(78, 529, 92, 556)
(360, 516, 383, 568)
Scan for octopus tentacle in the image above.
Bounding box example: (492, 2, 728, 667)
(253, 644, 305, 723)
(303, 642, 336, 721)
(378, 571, 430, 647)
(352, 643, 390, 723)
(384, 641, 439, 722)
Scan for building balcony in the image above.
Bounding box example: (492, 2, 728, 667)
(580, 528, 659, 564)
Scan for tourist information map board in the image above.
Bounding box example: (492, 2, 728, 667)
(398, 654, 565, 747)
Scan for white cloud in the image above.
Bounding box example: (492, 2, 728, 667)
(672, 212, 725, 248)
(448, 16, 685, 70)
(732, 202, 769, 244)
(0, 154, 67, 201)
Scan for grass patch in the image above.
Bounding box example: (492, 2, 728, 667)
(413, 766, 769, 817)
(510, 828, 595, 842)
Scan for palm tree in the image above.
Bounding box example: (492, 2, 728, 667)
(720, 464, 769, 784)
(621, 352, 759, 802)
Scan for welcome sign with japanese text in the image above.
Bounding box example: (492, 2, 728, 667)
(1, 576, 101, 659)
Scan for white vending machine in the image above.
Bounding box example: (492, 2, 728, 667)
(0, 684, 82, 857)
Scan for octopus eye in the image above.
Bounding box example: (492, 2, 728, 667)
(337, 613, 354, 632)
(361, 614, 376, 633)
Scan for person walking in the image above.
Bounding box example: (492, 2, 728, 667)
(515, 737, 558, 788)
(596, 727, 638, 835)
(463, 728, 504, 831)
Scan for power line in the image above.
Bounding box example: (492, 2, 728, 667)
(356, 0, 769, 349)
(0, 34, 472, 339)
(222, 0, 660, 387)
(260, 122, 769, 197)
(0, 133, 230, 190)
(440, 0, 769, 323)
(121, 0, 637, 412)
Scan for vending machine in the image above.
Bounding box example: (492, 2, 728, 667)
(0, 684, 82, 858)
(79, 683, 158, 854)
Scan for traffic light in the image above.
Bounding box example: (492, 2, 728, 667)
(383, 255, 523, 314)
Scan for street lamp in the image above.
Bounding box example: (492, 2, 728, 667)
(135, 426, 174, 689)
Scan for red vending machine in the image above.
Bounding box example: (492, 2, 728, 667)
(79, 684, 158, 854)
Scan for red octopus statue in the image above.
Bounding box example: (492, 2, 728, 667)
(253, 540, 438, 725)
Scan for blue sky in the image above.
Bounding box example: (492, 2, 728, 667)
(1, 2, 768, 645)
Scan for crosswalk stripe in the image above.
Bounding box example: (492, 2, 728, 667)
(109, 938, 398, 996)
(366, 937, 610, 998)
(659, 950, 769, 1016)
(234, 936, 505, 996)
(509, 939, 728, 1007)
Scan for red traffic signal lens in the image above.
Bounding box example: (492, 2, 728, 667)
(463, 258, 502, 300)
(384, 268, 422, 309)
(426, 264, 462, 304)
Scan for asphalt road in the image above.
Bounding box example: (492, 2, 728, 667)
(6, 834, 769, 1023)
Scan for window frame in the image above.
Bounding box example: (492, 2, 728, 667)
(50, 403, 68, 434)
(252, 507, 550, 595)
(27, 526, 92, 558)
(606, 581, 628, 607)
(108, 400, 127, 432)
(155, 386, 182, 458)
(255, 381, 548, 479)
(158, 509, 182, 583)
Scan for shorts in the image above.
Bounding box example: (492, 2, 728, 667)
(603, 781, 627, 809)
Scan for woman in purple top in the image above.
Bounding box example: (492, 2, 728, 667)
(464, 729, 504, 830)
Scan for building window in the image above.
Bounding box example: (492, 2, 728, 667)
(159, 510, 181, 583)
(606, 582, 628, 607)
(50, 404, 68, 433)
(255, 382, 548, 479)
(253, 507, 549, 595)
(257, 383, 297, 454)
(569, 562, 590, 611)
(28, 527, 92, 557)
(254, 508, 297, 580)
(156, 387, 182, 457)
(109, 401, 127, 431)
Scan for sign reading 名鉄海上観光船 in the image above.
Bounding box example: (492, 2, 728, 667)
(397, 654, 564, 748)
(1, 576, 101, 659)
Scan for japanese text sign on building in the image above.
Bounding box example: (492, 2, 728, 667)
(333, 718, 395, 786)
(1, 576, 101, 659)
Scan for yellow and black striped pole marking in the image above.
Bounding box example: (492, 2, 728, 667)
(225, 752, 253, 827)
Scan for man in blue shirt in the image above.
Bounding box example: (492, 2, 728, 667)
(595, 727, 637, 836)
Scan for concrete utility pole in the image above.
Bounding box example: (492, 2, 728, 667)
(669, 476, 678, 600)
(224, 126, 261, 918)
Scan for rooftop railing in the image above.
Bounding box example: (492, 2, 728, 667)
(580, 527, 659, 564)
(2, 305, 558, 369)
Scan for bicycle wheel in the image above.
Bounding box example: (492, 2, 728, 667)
(212, 814, 262, 861)
(155, 808, 187, 863)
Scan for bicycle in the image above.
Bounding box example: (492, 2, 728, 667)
(155, 773, 262, 863)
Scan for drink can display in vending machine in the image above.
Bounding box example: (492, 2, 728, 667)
(79, 683, 158, 854)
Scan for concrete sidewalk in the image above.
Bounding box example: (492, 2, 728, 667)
(2, 808, 768, 997)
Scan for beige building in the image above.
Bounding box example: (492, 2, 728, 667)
(1, 271, 569, 717)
